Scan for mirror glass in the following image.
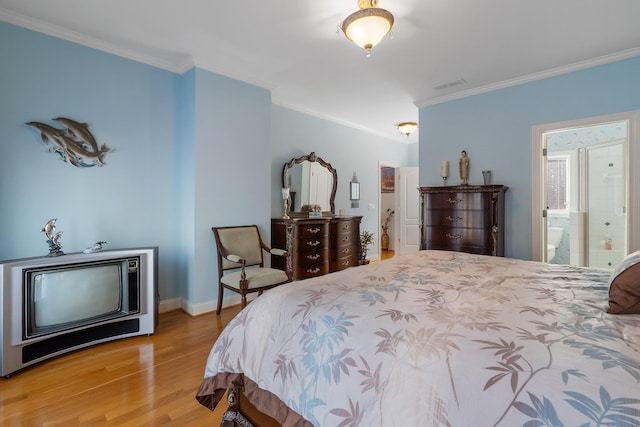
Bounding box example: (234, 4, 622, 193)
(283, 152, 337, 214)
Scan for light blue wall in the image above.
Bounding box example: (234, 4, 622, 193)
(419, 56, 640, 260)
(190, 68, 271, 310)
(0, 21, 181, 301)
(1, 20, 410, 312)
(271, 106, 414, 255)
(176, 69, 196, 305)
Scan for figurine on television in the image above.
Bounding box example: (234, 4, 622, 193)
(41, 218, 65, 257)
(83, 241, 107, 253)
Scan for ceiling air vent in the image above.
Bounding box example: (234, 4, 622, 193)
(433, 78, 466, 91)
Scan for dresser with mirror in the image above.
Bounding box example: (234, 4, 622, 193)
(272, 152, 362, 280)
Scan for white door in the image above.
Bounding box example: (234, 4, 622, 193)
(395, 167, 420, 255)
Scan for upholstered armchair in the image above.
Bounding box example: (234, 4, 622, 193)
(212, 225, 291, 314)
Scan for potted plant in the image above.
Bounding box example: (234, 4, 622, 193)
(360, 230, 375, 265)
(380, 208, 394, 251)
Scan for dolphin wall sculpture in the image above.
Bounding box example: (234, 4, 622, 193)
(25, 117, 111, 168)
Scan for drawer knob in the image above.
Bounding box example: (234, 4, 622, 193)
(447, 197, 463, 204)
(306, 254, 320, 260)
(341, 260, 349, 266)
(307, 267, 320, 274)
(342, 248, 350, 254)
(446, 215, 463, 221)
(342, 236, 350, 242)
(307, 227, 321, 233)
(446, 233, 462, 239)
(307, 240, 321, 247)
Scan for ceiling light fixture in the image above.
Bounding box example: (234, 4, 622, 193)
(340, 0, 394, 57)
(397, 122, 418, 136)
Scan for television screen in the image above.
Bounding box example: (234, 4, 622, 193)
(31, 264, 122, 330)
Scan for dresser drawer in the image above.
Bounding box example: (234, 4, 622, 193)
(425, 241, 492, 256)
(297, 222, 329, 238)
(424, 226, 490, 248)
(333, 231, 357, 247)
(332, 243, 358, 261)
(298, 235, 329, 252)
(424, 209, 492, 229)
(331, 256, 358, 271)
(295, 262, 329, 279)
(298, 249, 330, 266)
(427, 192, 489, 211)
(331, 220, 357, 234)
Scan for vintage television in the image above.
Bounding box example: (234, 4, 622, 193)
(0, 247, 157, 377)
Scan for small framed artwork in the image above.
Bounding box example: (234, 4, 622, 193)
(381, 167, 395, 193)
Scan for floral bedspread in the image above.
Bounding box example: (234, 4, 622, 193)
(197, 250, 640, 427)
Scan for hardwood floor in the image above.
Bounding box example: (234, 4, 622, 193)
(0, 306, 242, 426)
(381, 249, 395, 260)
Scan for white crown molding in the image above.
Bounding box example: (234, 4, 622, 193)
(191, 55, 276, 91)
(416, 47, 640, 108)
(272, 98, 416, 144)
(0, 7, 194, 73)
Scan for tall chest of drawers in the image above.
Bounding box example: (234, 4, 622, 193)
(419, 185, 508, 256)
(271, 216, 362, 281)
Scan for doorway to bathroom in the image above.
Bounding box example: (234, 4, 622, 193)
(531, 111, 640, 268)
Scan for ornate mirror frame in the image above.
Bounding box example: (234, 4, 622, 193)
(282, 152, 337, 216)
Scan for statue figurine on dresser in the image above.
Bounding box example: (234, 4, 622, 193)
(459, 150, 469, 185)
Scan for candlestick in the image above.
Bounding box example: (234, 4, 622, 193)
(282, 188, 290, 219)
(441, 160, 449, 179)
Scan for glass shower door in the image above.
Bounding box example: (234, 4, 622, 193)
(587, 141, 626, 268)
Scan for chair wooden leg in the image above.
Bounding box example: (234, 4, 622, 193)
(216, 285, 223, 315)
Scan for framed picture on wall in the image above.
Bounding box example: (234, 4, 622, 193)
(381, 167, 395, 193)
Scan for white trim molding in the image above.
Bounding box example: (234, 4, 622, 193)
(418, 48, 640, 108)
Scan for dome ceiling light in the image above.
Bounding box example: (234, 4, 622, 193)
(340, 0, 394, 57)
(397, 122, 418, 137)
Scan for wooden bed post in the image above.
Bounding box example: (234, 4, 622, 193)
(221, 380, 255, 427)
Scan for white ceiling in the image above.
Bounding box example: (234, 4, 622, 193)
(2, 0, 640, 142)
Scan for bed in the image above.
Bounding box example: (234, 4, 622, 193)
(196, 250, 640, 426)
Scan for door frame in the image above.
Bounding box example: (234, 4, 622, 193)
(378, 161, 399, 260)
(531, 110, 640, 262)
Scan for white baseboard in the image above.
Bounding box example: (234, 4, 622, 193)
(158, 298, 182, 313)
(159, 294, 255, 316)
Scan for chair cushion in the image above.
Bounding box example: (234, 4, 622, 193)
(217, 227, 264, 270)
(221, 267, 289, 290)
(607, 250, 640, 314)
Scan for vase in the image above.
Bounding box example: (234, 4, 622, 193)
(359, 249, 369, 265)
(381, 230, 389, 251)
